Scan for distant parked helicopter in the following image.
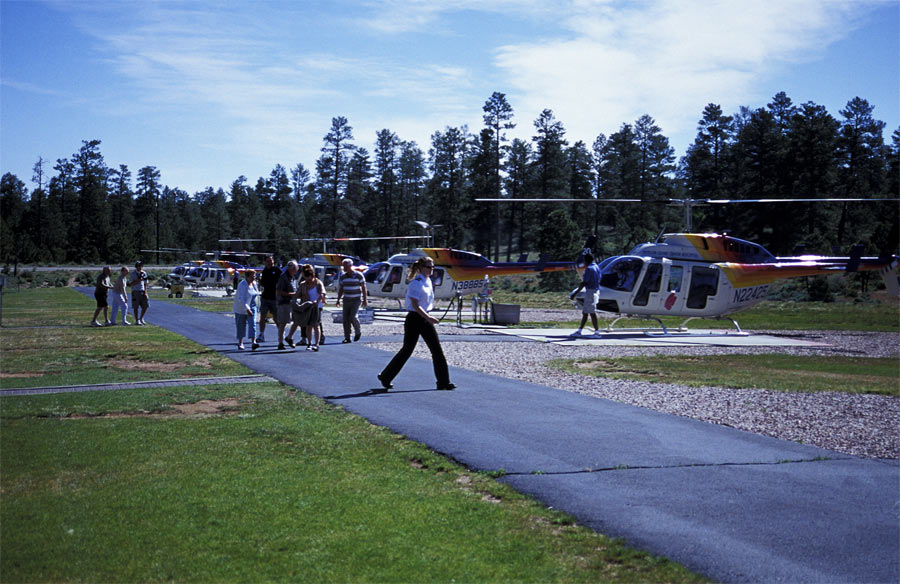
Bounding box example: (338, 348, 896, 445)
(364, 246, 586, 302)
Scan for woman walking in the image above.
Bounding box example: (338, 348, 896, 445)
(109, 266, 130, 325)
(288, 264, 326, 352)
(378, 257, 454, 391)
(91, 266, 114, 326)
(233, 269, 260, 350)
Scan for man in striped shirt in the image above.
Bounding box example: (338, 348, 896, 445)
(335, 258, 368, 343)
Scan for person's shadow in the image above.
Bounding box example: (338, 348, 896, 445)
(325, 387, 442, 399)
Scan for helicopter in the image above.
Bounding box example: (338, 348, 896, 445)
(567, 232, 898, 333)
(476, 196, 899, 333)
(363, 246, 582, 302)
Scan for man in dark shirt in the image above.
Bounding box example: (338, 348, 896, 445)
(275, 261, 300, 350)
(257, 255, 281, 343)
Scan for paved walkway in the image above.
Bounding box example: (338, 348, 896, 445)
(82, 294, 900, 583)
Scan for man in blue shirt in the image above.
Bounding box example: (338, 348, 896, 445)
(569, 253, 601, 335)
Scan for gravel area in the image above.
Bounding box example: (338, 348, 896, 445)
(353, 313, 900, 460)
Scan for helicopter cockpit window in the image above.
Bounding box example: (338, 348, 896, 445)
(600, 257, 643, 292)
(188, 267, 203, 278)
(633, 263, 662, 306)
(687, 266, 718, 309)
(365, 263, 389, 285)
(383, 265, 403, 293)
(668, 265, 683, 293)
(323, 267, 339, 287)
(431, 268, 444, 287)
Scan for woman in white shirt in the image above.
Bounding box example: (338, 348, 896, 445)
(378, 257, 454, 391)
(233, 269, 260, 350)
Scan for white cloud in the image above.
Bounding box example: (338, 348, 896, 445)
(494, 0, 876, 144)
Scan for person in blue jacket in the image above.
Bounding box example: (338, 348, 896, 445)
(569, 253, 601, 335)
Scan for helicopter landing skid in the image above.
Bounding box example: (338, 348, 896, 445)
(605, 315, 750, 336)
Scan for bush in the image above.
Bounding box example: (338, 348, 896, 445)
(75, 271, 95, 286)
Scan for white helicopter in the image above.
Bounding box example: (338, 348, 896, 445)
(477, 197, 899, 333)
(363, 247, 582, 302)
(298, 235, 430, 291)
(568, 232, 898, 333)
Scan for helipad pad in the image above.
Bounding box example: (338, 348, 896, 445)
(488, 327, 829, 347)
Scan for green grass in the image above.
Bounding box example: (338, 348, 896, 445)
(549, 354, 900, 396)
(0, 288, 706, 582)
(0, 288, 247, 389)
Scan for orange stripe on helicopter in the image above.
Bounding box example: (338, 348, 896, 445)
(422, 248, 573, 281)
(718, 261, 885, 288)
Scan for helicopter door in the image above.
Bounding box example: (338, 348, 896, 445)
(382, 265, 403, 293)
(686, 266, 719, 309)
(632, 262, 662, 307)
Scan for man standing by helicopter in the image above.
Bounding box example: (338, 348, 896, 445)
(569, 253, 601, 335)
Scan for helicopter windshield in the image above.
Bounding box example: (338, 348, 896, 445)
(364, 263, 389, 285)
(599, 257, 644, 292)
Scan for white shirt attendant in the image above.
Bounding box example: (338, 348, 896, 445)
(405, 274, 434, 313)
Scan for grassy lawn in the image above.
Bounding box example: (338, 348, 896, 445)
(0, 288, 705, 582)
(0, 288, 247, 389)
(549, 354, 900, 396)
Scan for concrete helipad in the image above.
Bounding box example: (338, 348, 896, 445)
(489, 327, 830, 347)
(68, 291, 900, 583)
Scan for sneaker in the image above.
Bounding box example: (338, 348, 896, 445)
(593, 329, 602, 335)
(277, 343, 285, 350)
(342, 338, 351, 344)
(305, 345, 313, 351)
(238, 342, 245, 350)
(91, 320, 102, 327)
(571, 328, 583, 336)
(285, 337, 295, 348)
(353, 331, 361, 342)
(437, 382, 456, 391)
(377, 373, 393, 390)
(251, 341, 259, 351)
(258, 334, 265, 342)
(104, 319, 111, 326)
(109, 321, 118, 326)
(312, 345, 319, 352)
(123, 320, 131, 326)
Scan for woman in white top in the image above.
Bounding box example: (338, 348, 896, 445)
(233, 269, 260, 350)
(378, 257, 454, 391)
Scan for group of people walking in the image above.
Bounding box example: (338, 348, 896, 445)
(241, 255, 455, 391)
(90, 261, 150, 327)
(236, 256, 369, 353)
(89, 254, 456, 391)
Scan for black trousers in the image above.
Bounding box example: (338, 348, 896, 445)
(380, 311, 450, 386)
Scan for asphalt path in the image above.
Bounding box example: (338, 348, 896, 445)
(80, 293, 900, 583)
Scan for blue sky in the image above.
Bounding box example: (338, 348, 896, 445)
(2, 0, 898, 196)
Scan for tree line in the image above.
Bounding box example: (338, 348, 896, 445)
(2, 91, 897, 269)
